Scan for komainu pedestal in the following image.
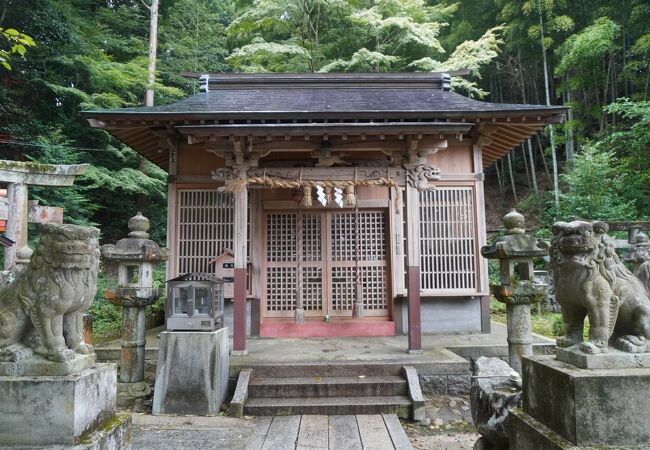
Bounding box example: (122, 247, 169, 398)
(510, 220, 650, 449)
(0, 224, 131, 449)
(510, 355, 650, 449)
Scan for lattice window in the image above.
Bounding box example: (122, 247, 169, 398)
(331, 266, 355, 311)
(362, 266, 388, 309)
(178, 190, 233, 274)
(302, 266, 323, 311)
(330, 266, 387, 311)
(303, 214, 321, 261)
(266, 267, 296, 311)
(419, 187, 476, 291)
(331, 212, 386, 262)
(266, 213, 296, 262)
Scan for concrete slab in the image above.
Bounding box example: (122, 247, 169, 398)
(96, 322, 555, 364)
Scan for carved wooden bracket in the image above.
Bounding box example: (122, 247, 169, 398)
(404, 164, 441, 190)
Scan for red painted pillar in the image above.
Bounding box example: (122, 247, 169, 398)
(405, 184, 422, 354)
(232, 181, 248, 355)
(407, 266, 422, 353)
(233, 268, 247, 353)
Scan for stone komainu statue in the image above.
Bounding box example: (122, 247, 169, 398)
(0, 224, 100, 362)
(551, 220, 650, 354)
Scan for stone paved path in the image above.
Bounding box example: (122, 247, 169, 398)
(131, 413, 413, 450)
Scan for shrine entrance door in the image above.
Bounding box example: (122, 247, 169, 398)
(262, 209, 390, 321)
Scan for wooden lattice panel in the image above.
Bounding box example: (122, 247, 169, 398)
(264, 210, 389, 318)
(303, 214, 321, 261)
(330, 212, 386, 262)
(177, 190, 233, 274)
(329, 211, 389, 316)
(266, 266, 296, 311)
(302, 266, 323, 311)
(419, 187, 477, 291)
(361, 266, 388, 310)
(266, 213, 296, 262)
(331, 266, 355, 311)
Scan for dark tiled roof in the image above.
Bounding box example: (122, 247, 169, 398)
(87, 88, 564, 119)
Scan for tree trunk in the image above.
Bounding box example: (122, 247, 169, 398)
(495, 160, 505, 198)
(537, 0, 559, 208)
(507, 152, 518, 202)
(527, 138, 538, 193)
(565, 85, 575, 162)
(145, 0, 159, 107)
(536, 132, 552, 184)
(140, 0, 159, 212)
(521, 144, 531, 189)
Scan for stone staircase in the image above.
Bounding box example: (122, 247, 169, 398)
(231, 364, 424, 419)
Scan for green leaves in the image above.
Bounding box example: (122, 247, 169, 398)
(0, 27, 36, 70)
(556, 17, 620, 78)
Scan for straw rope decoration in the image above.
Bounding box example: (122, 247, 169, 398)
(220, 172, 402, 208)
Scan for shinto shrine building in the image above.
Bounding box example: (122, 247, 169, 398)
(84, 73, 565, 354)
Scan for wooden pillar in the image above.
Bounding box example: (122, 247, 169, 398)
(165, 144, 178, 280)
(405, 185, 422, 353)
(232, 185, 248, 355)
(3, 183, 28, 270)
(474, 142, 490, 332)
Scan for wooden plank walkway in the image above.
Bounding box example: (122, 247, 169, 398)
(246, 414, 413, 450)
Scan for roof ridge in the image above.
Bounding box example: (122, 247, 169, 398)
(181, 71, 470, 91)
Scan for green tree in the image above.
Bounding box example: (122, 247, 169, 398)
(556, 145, 638, 221)
(159, 0, 233, 90)
(0, 27, 35, 70)
(227, 0, 502, 97)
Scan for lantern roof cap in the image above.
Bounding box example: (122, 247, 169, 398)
(481, 210, 549, 260)
(100, 212, 169, 262)
(167, 272, 225, 284)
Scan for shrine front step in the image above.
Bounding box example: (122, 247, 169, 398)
(245, 395, 412, 418)
(233, 367, 423, 419)
(249, 375, 408, 398)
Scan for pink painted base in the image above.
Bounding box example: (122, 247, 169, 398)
(260, 321, 396, 338)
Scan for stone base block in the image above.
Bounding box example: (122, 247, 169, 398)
(521, 355, 650, 447)
(5, 414, 132, 450)
(70, 413, 131, 450)
(0, 352, 96, 376)
(0, 363, 117, 446)
(152, 329, 230, 416)
(509, 409, 575, 450)
(116, 381, 151, 410)
(556, 345, 650, 369)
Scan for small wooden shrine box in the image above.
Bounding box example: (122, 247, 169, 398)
(211, 250, 235, 299)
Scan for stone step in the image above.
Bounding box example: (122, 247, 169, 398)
(235, 363, 417, 378)
(248, 375, 407, 398)
(244, 395, 412, 418)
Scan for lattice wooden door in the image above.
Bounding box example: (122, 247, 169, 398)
(264, 212, 325, 318)
(263, 210, 389, 319)
(328, 210, 389, 317)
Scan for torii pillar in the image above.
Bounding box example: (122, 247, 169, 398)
(0, 160, 89, 270)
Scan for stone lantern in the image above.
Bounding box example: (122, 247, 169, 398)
(101, 212, 168, 407)
(625, 231, 650, 273)
(481, 210, 548, 374)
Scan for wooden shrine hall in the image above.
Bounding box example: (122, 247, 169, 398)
(84, 72, 565, 354)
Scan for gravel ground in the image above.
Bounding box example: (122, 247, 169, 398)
(402, 394, 479, 450)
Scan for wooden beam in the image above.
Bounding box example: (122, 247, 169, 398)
(177, 122, 473, 137)
(245, 167, 408, 185)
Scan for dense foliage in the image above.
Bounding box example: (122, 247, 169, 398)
(0, 0, 648, 234)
